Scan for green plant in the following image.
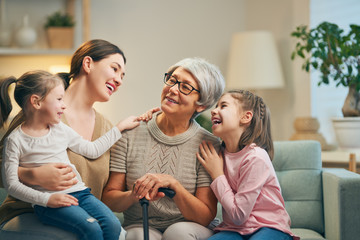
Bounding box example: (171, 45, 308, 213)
(44, 11, 75, 28)
(195, 114, 212, 133)
(291, 21, 360, 116)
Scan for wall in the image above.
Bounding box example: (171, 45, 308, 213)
(0, 0, 311, 141)
(90, 0, 311, 141)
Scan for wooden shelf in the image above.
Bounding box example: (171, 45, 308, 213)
(322, 150, 360, 173)
(0, 0, 89, 56)
(0, 47, 75, 56)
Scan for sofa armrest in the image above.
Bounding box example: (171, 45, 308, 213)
(322, 168, 360, 240)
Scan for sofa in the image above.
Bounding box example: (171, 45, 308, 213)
(0, 140, 359, 240)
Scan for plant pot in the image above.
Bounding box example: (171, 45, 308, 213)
(332, 117, 360, 151)
(46, 27, 74, 49)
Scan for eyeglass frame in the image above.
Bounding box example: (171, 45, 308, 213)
(163, 73, 200, 95)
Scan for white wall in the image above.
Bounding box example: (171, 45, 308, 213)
(90, 0, 311, 141)
(91, 0, 246, 123)
(0, 0, 312, 141)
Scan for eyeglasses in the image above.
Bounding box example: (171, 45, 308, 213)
(163, 73, 200, 95)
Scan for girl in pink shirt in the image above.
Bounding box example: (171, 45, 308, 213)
(197, 90, 299, 240)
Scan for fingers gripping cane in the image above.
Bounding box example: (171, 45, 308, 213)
(139, 188, 176, 240)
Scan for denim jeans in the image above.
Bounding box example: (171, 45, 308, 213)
(34, 188, 121, 240)
(208, 227, 292, 240)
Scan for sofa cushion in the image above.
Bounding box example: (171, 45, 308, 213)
(291, 228, 325, 240)
(273, 141, 324, 235)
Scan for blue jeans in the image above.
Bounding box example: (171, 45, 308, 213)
(208, 227, 292, 240)
(34, 188, 121, 240)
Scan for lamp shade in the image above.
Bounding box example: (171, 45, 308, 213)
(226, 31, 285, 90)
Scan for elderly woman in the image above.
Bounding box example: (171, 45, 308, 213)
(102, 57, 225, 240)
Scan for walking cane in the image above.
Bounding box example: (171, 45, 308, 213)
(139, 188, 176, 240)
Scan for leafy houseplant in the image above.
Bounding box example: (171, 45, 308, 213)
(44, 11, 75, 49)
(44, 11, 75, 28)
(291, 21, 360, 117)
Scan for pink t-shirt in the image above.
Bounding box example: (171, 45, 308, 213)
(211, 143, 299, 240)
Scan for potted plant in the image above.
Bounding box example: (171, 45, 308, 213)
(291, 21, 360, 150)
(44, 11, 75, 49)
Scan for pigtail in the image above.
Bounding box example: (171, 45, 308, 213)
(0, 76, 17, 128)
(56, 72, 71, 90)
(253, 98, 274, 160)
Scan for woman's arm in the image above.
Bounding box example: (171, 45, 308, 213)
(18, 163, 77, 191)
(172, 182, 218, 226)
(102, 172, 138, 212)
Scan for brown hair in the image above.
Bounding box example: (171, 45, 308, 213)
(58, 39, 126, 89)
(227, 89, 274, 160)
(0, 70, 64, 128)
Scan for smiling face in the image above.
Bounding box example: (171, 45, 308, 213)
(210, 93, 252, 141)
(87, 53, 126, 102)
(160, 67, 205, 121)
(38, 84, 66, 125)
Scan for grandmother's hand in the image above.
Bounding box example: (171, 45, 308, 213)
(133, 173, 175, 201)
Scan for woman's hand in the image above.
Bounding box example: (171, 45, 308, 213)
(19, 163, 78, 191)
(197, 141, 224, 180)
(133, 173, 175, 201)
(137, 107, 161, 122)
(47, 193, 78, 208)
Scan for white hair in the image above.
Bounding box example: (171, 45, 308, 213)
(167, 57, 225, 118)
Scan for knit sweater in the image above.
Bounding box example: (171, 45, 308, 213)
(110, 112, 220, 232)
(0, 110, 114, 224)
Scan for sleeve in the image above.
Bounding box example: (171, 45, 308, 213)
(2, 138, 51, 207)
(0, 111, 25, 188)
(109, 131, 128, 173)
(210, 153, 271, 225)
(64, 123, 122, 159)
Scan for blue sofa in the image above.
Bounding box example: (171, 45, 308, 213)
(1, 140, 360, 240)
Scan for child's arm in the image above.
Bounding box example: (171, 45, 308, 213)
(66, 116, 139, 159)
(67, 108, 160, 159)
(197, 141, 224, 180)
(3, 138, 76, 207)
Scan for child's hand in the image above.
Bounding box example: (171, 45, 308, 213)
(197, 141, 224, 180)
(47, 193, 78, 208)
(116, 116, 141, 132)
(137, 107, 161, 122)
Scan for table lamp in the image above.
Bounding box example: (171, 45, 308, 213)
(226, 31, 285, 90)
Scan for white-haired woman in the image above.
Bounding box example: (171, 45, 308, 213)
(102, 57, 225, 239)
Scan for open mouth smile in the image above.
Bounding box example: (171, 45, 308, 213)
(106, 83, 115, 93)
(166, 96, 178, 104)
(211, 117, 222, 125)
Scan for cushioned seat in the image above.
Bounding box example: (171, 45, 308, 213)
(1, 140, 360, 240)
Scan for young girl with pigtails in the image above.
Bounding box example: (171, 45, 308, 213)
(197, 90, 299, 240)
(0, 70, 148, 240)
